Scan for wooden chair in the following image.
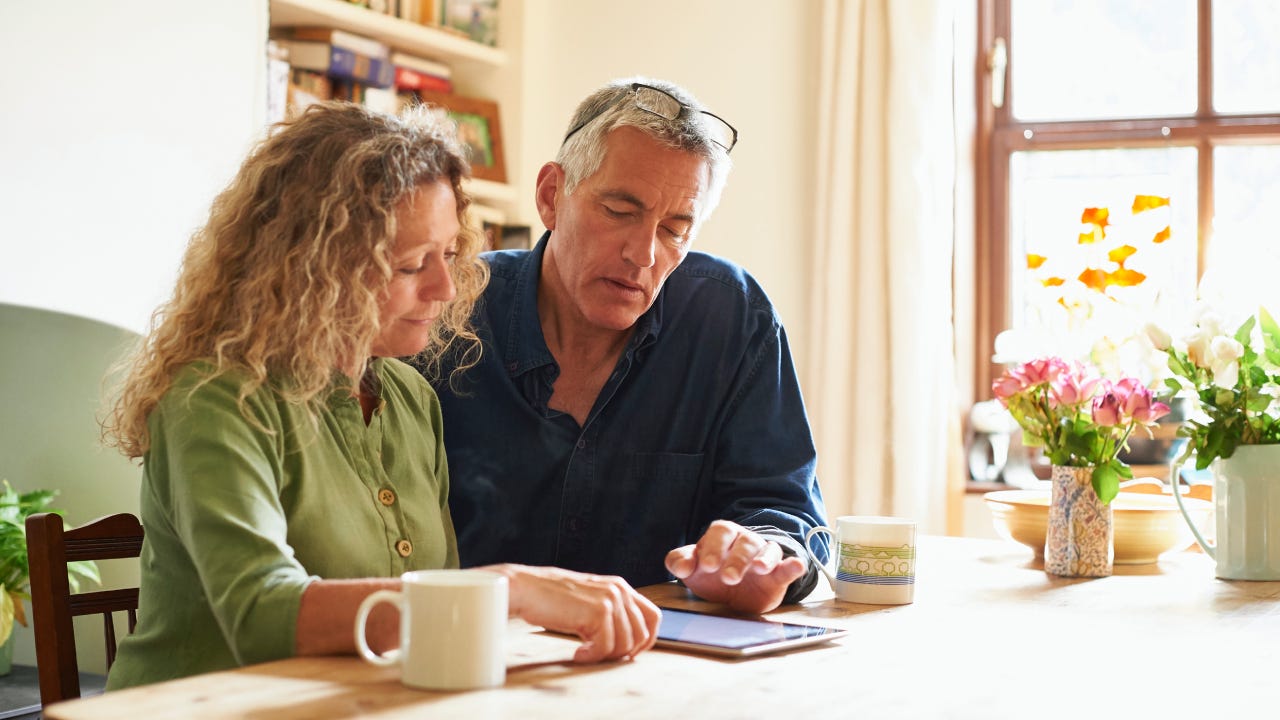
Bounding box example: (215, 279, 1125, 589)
(25, 512, 143, 706)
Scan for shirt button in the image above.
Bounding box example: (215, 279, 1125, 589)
(576, 438, 586, 449)
(378, 489, 396, 506)
(396, 539, 413, 557)
(568, 518, 581, 532)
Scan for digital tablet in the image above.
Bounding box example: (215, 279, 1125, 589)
(655, 608, 848, 658)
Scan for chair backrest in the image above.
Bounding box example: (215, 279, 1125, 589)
(26, 512, 143, 706)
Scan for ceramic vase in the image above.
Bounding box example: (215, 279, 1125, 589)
(1173, 444, 1280, 580)
(1045, 465, 1113, 577)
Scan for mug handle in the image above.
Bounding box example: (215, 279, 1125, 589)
(1169, 458, 1216, 560)
(803, 526, 836, 586)
(355, 589, 404, 666)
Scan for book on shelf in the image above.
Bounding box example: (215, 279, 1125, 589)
(332, 80, 408, 116)
(395, 67, 454, 94)
(287, 69, 334, 118)
(389, 51, 451, 79)
(275, 27, 390, 60)
(396, 0, 441, 26)
(277, 41, 395, 89)
(389, 51, 453, 94)
(267, 40, 291, 125)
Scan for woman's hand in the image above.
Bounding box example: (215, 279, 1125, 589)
(483, 564, 661, 663)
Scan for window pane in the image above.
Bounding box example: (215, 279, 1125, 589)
(1201, 145, 1280, 317)
(1213, 0, 1280, 114)
(1010, 0, 1197, 121)
(1002, 148, 1198, 379)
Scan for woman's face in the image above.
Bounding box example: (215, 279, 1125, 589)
(370, 180, 460, 359)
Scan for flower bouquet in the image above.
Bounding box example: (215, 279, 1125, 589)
(1147, 306, 1280, 469)
(993, 357, 1170, 576)
(992, 357, 1171, 504)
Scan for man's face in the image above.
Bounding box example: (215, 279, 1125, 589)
(536, 126, 711, 333)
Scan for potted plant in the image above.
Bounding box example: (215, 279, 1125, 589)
(0, 481, 100, 675)
(1150, 306, 1280, 580)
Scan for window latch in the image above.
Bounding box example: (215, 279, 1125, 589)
(988, 37, 1008, 109)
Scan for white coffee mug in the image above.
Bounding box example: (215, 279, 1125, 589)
(355, 569, 508, 691)
(804, 516, 916, 605)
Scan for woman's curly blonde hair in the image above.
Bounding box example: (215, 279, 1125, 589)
(103, 102, 489, 459)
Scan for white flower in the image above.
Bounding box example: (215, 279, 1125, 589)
(1184, 327, 1213, 369)
(1208, 335, 1244, 389)
(1143, 322, 1172, 351)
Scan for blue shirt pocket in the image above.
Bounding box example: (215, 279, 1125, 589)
(622, 451, 706, 580)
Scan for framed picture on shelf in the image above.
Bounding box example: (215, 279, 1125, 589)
(417, 91, 506, 184)
(440, 0, 499, 46)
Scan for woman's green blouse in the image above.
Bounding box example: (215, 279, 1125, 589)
(107, 359, 458, 689)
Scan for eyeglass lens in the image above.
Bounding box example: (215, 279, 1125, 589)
(633, 85, 737, 153)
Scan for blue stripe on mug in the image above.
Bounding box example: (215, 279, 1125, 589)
(837, 572, 915, 585)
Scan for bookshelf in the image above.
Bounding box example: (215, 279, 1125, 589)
(268, 0, 506, 68)
(267, 0, 519, 212)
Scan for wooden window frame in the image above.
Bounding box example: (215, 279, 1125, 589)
(972, 0, 1280, 396)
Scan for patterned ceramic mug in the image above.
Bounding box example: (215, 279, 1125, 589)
(804, 516, 917, 605)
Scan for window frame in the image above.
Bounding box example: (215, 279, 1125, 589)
(972, 0, 1280, 396)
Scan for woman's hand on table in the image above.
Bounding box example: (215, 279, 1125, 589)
(486, 564, 661, 663)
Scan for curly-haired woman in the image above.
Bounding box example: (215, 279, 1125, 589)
(102, 103, 659, 689)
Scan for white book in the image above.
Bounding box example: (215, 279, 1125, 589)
(283, 27, 390, 60)
(363, 87, 403, 115)
(389, 51, 452, 79)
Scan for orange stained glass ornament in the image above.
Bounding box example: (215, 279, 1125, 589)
(1078, 230, 1099, 245)
(1108, 244, 1138, 265)
(1081, 207, 1111, 232)
(1027, 253, 1047, 269)
(1152, 226, 1171, 243)
(1132, 195, 1170, 213)
(1078, 268, 1109, 292)
(1107, 268, 1146, 287)
(1041, 276, 1065, 287)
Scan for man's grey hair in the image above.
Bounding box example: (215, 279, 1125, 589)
(555, 77, 733, 231)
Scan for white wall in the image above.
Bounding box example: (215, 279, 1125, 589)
(512, 0, 822, 360)
(0, 1, 270, 335)
(0, 0, 270, 674)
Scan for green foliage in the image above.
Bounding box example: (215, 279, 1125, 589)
(0, 481, 100, 645)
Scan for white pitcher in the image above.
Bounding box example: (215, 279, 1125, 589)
(1171, 445, 1280, 581)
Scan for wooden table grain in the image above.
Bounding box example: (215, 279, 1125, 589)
(43, 536, 1280, 720)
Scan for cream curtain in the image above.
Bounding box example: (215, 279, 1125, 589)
(807, 0, 963, 532)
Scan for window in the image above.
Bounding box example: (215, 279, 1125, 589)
(974, 0, 1280, 392)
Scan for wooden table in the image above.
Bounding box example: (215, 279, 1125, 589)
(44, 536, 1280, 719)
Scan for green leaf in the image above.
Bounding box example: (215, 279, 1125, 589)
(0, 585, 12, 646)
(1258, 306, 1280, 346)
(1234, 316, 1256, 346)
(1093, 463, 1121, 505)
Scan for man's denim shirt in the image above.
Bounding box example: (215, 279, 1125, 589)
(431, 233, 829, 604)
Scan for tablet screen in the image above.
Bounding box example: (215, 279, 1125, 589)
(655, 608, 846, 657)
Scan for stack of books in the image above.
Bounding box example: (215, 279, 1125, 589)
(271, 27, 456, 118)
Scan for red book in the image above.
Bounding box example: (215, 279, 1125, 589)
(395, 66, 454, 94)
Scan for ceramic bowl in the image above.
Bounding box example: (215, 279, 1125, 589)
(983, 489, 1213, 564)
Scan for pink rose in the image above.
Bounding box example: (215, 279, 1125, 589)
(1092, 391, 1122, 427)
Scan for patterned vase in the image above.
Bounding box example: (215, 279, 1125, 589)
(1045, 465, 1113, 577)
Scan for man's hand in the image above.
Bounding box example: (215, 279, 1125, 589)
(663, 520, 806, 615)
